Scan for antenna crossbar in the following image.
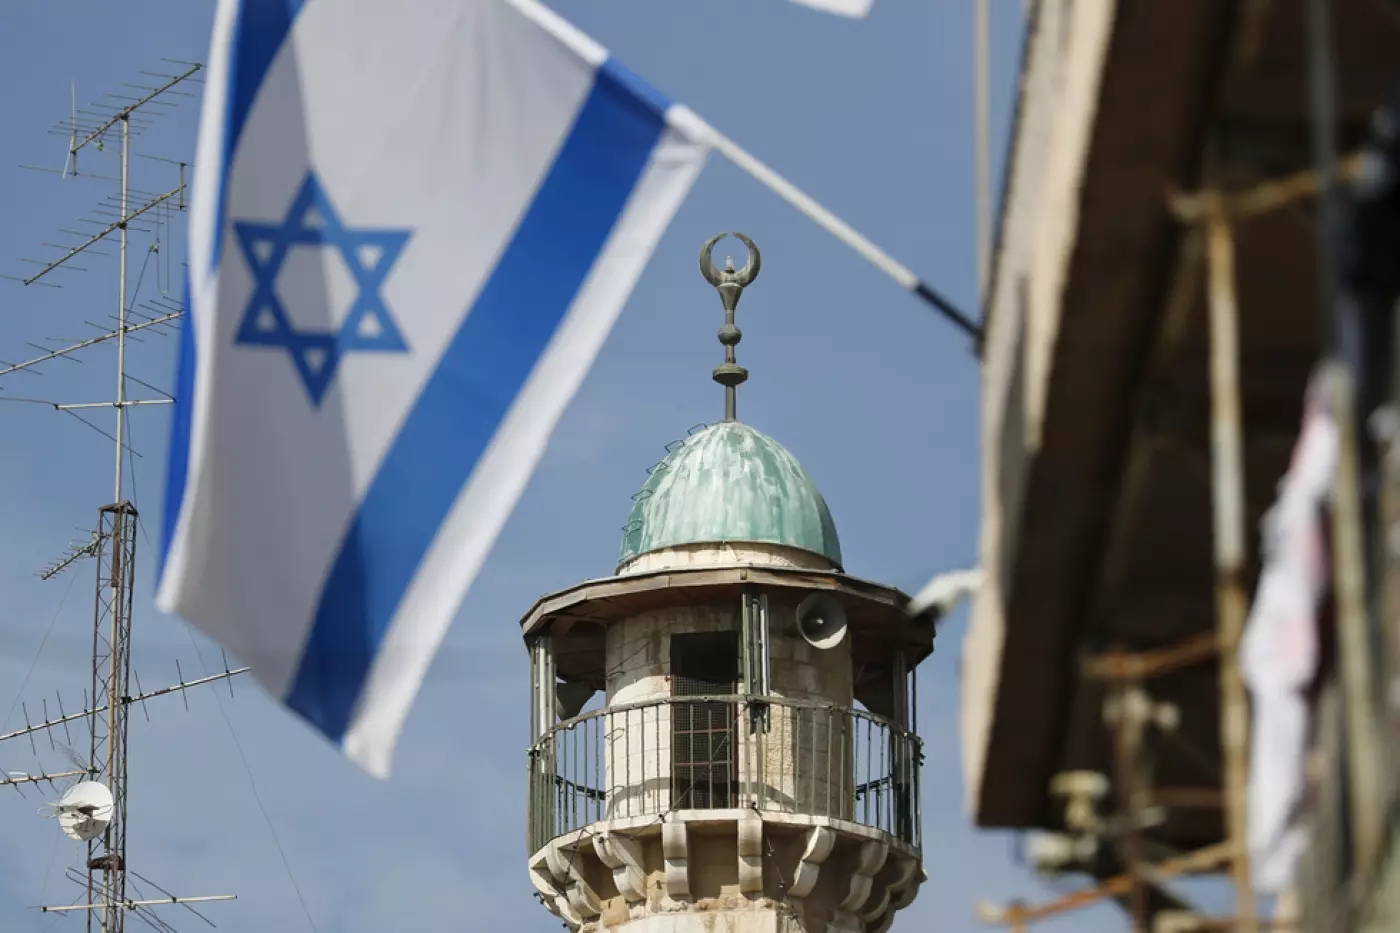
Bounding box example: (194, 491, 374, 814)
(39, 532, 101, 581)
(0, 667, 249, 747)
(40, 895, 237, 913)
(0, 312, 181, 381)
(22, 184, 183, 286)
(127, 666, 248, 706)
(0, 768, 95, 789)
(55, 399, 173, 411)
(69, 64, 201, 159)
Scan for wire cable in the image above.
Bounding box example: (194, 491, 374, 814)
(0, 571, 78, 734)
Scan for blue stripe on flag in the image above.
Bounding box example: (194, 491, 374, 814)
(285, 59, 671, 741)
(597, 55, 671, 120)
(159, 279, 197, 581)
(161, 0, 306, 580)
(216, 0, 307, 270)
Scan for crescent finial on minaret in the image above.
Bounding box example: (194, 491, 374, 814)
(700, 233, 760, 422)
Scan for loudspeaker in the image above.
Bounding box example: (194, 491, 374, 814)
(795, 593, 848, 650)
(554, 681, 597, 721)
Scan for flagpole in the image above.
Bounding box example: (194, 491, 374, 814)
(705, 130, 984, 346)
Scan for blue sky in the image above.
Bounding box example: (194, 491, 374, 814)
(0, 2, 1129, 930)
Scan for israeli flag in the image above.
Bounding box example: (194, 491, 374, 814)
(157, 0, 711, 777)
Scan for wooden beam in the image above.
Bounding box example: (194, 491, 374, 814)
(984, 842, 1234, 927)
(1082, 632, 1220, 681)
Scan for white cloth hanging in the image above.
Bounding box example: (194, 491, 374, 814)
(1240, 370, 1337, 893)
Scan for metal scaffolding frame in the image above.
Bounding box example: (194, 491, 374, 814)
(975, 122, 1385, 933)
(969, 0, 1400, 928)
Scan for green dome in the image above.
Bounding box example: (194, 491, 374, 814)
(619, 422, 843, 568)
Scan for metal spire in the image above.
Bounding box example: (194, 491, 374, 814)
(699, 232, 761, 422)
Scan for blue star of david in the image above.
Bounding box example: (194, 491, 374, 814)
(232, 172, 411, 406)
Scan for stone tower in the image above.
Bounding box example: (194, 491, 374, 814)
(522, 234, 933, 933)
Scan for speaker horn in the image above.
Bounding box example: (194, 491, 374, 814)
(796, 593, 848, 650)
(554, 681, 597, 721)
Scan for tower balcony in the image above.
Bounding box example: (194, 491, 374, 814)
(519, 562, 934, 932)
(527, 693, 923, 853)
(526, 691, 926, 933)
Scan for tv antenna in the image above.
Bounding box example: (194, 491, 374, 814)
(0, 60, 246, 933)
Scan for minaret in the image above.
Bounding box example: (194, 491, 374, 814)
(521, 233, 933, 933)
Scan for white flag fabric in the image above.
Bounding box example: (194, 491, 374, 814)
(1241, 370, 1335, 892)
(908, 568, 981, 620)
(788, 0, 874, 17)
(157, 0, 711, 778)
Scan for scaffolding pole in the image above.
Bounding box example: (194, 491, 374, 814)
(1112, 678, 1150, 933)
(1304, 0, 1386, 881)
(1204, 206, 1257, 933)
(980, 843, 1235, 929)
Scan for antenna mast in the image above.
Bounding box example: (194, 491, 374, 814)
(86, 502, 135, 931)
(0, 61, 241, 933)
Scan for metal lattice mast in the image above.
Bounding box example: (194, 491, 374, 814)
(87, 503, 137, 933)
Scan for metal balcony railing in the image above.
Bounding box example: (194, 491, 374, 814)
(527, 693, 923, 854)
